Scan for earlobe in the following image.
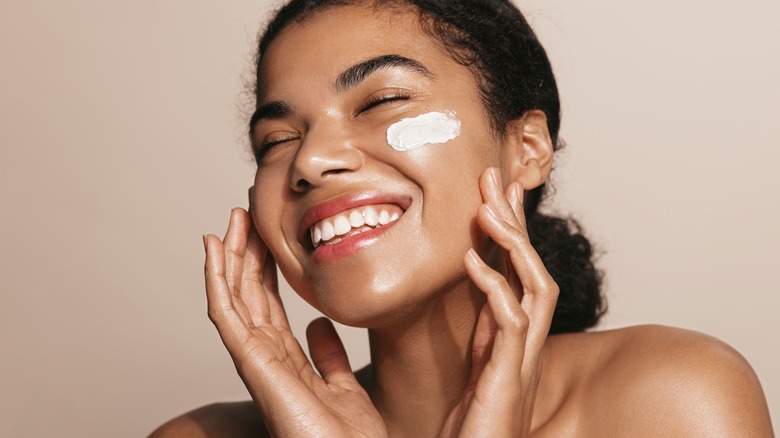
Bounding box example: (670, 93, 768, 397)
(503, 110, 554, 190)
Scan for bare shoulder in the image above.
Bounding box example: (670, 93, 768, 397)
(550, 325, 774, 437)
(148, 401, 267, 438)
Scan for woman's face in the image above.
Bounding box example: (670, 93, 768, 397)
(251, 5, 505, 327)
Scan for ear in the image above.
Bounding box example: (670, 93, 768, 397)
(501, 110, 554, 190)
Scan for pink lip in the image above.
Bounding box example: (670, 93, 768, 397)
(311, 220, 401, 263)
(298, 191, 411, 250)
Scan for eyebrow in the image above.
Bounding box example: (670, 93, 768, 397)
(249, 100, 293, 139)
(334, 54, 433, 93)
(249, 55, 432, 133)
(250, 101, 292, 126)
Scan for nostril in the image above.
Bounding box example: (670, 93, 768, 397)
(290, 149, 363, 191)
(295, 178, 311, 190)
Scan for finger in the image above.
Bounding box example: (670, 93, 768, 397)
(478, 169, 555, 306)
(479, 168, 524, 229)
(479, 169, 550, 295)
(203, 234, 251, 347)
(306, 318, 361, 390)
(478, 203, 555, 295)
(262, 250, 291, 331)
(243, 209, 290, 331)
(503, 183, 523, 299)
(477, 176, 558, 357)
(223, 208, 250, 298)
(240, 223, 272, 326)
(468, 301, 497, 389)
(464, 249, 528, 366)
(477, 204, 558, 354)
(210, 214, 256, 327)
(506, 181, 523, 218)
(479, 168, 527, 299)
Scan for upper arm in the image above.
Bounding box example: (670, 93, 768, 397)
(148, 401, 268, 438)
(589, 326, 774, 437)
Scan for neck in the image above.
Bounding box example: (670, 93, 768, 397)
(365, 279, 485, 437)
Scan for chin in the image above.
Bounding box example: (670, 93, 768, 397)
(289, 263, 471, 329)
(294, 278, 418, 328)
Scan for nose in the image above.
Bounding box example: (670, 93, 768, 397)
(289, 122, 363, 192)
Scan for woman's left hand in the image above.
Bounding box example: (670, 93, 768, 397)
(439, 167, 559, 438)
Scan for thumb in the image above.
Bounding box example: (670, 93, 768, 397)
(307, 318, 359, 389)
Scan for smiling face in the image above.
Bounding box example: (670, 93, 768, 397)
(250, 4, 507, 327)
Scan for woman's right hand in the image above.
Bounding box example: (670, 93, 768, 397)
(203, 208, 386, 438)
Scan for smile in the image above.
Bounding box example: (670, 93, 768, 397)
(310, 204, 402, 248)
(298, 192, 412, 262)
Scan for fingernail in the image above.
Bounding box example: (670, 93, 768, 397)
(202, 235, 208, 251)
(467, 248, 483, 265)
(490, 168, 502, 188)
(485, 203, 499, 219)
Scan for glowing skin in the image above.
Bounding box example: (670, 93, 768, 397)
(385, 111, 462, 152)
(249, 5, 502, 326)
(153, 4, 776, 438)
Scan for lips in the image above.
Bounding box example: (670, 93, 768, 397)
(298, 192, 411, 254)
(310, 203, 403, 248)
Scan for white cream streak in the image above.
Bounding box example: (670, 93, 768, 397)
(386, 111, 461, 152)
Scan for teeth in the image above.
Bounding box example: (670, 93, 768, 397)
(364, 207, 379, 226)
(321, 220, 335, 241)
(312, 226, 322, 246)
(310, 205, 403, 248)
(349, 210, 365, 228)
(378, 210, 391, 225)
(333, 215, 351, 236)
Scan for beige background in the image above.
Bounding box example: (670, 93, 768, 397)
(1, 0, 777, 436)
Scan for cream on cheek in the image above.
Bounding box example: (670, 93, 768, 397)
(385, 111, 461, 151)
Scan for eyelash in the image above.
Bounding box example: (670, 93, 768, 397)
(357, 92, 412, 114)
(255, 134, 299, 161)
(254, 92, 412, 161)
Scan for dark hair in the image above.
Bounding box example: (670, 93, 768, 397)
(253, 0, 606, 334)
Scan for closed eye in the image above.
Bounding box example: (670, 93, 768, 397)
(357, 92, 412, 114)
(254, 134, 299, 162)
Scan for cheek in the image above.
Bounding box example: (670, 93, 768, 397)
(250, 170, 295, 257)
(380, 109, 492, 182)
(251, 174, 277, 230)
(381, 107, 499, 174)
(385, 111, 462, 152)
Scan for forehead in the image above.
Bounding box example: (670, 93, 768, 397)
(256, 5, 457, 99)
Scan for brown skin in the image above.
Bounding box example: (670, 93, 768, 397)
(150, 5, 773, 437)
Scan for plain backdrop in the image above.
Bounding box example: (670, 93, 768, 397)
(1, 0, 777, 436)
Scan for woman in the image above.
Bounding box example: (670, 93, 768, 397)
(153, 0, 773, 436)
